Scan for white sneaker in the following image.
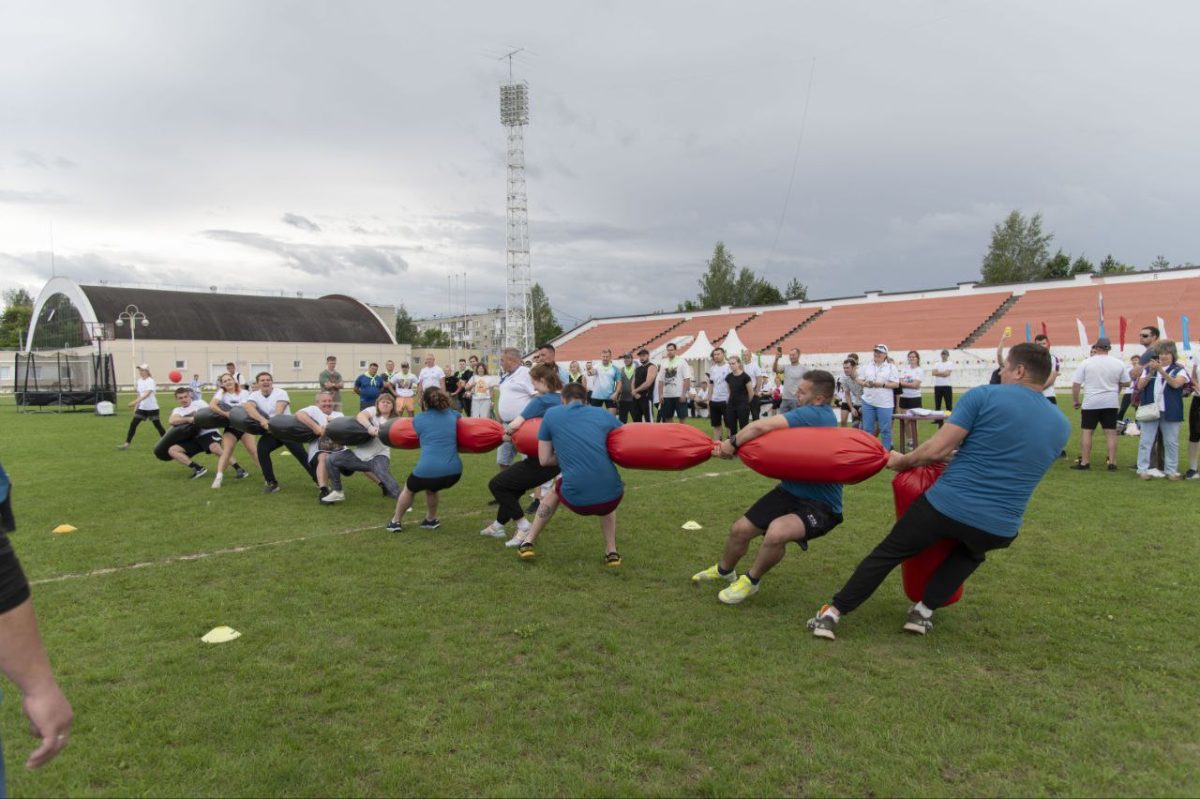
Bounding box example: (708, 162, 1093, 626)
(504, 534, 527, 548)
(320, 490, 345, 504)
(516, 519, 531, 534)
(211, 472, 224, 489)
(480, 521, 507, 538)
(1147, 468, 1166, 478)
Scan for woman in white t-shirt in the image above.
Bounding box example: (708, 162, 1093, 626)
(210, 372, 256, 488)
(898, 351, 925, 411)
(466, 364, 495, 419)
(321, 393, 402, 502)
(117, 364, 166, 450)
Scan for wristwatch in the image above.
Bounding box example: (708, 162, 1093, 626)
(729, 435, 740, 452)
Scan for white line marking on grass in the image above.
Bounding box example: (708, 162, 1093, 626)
(30, 467, 752, 586)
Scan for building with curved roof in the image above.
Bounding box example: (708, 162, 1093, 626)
(22, 277, 407, 387)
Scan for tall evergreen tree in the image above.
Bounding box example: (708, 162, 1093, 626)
(980, 210, 1053, 284)
(393, 304, 417, 344)
(530, 283, 562, 345)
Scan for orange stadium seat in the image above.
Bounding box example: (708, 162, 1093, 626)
(643, 312, 758, 353)
(554, 318, 683, 362)
(735, 308, 823, 351)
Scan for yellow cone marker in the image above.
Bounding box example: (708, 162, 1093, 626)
(51, 524, 77, 534)
(201, 626, 242, 644)
(681, 521, 703, 530)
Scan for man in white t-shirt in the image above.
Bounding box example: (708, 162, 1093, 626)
(296, 391, 345, 503)
(931, 349, 954, 412)
(417, 354, 446, 410)
(495, 347, 537, 469)
(1070, 338, 1128, 470)
(589, 350, 621, 415)
(390, 362, 418, 417)
(859, 344, 900, 450)
(742, 350, 765, 421)
(165, 386, 223, 478)
(707, 347, 732, 442)
(657, 342, 691, 422)
(245, 371, 315, 493)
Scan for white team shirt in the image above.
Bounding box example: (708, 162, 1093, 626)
(859, 361, 900, 408)
(899, 366, 924, 399)
(298, 405, 344, 460)
(708, 363, 731, 402)
(246, 387, 290, 419)
(497, 364, 537, 422)
(136, 377, 159, 411)
(417, 366, 445, 390)
(1071, 355, 1127, 410)
(659, 357, 689, 398)
(1043, 354, 1061, 398)
(743, 361, 761, 391)
(213, 388, 249, 408)
(391, 371, 417, 398)
(352, 407, 391, 461)
(1121, 365, 1135, 396)
(932, 360, 953, 387)
(171, 400, 218, 435)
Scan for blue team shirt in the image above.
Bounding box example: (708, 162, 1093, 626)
(520, 392, 561, 420)
(538, 401, 623, 506)
(354, 373, 386, 408)
(925, 384, 1070, 537)
(591, 364, 622, 400)
(412, 408, 462, 478)
(779, 404, 843, 515)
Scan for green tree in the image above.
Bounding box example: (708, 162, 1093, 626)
(416, 327, 450, 347)
(1070, 255, 1094, 275)
(784, 277, 808, 301)
(1099, 254, 1135, 274)
(696, 242, 738, 308)
(1042, 248, 1072, 279)
(0, 288, 34, 349)
(394, 304, 417, 344)
(980, 210, 1053, 284)
(1149, 255, 1171, 271)
(530, 283, 562, 344)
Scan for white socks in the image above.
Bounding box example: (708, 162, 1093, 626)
(913, 601, 933, 619)
(517, 519, 531, 533)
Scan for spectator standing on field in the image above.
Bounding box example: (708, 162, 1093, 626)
(723, 355, 754, 436)
(1131, 326, 1166, 471)
(319, 356, 345, 412)
(836, 359, 864, 428)
(859, 345, 900, 450)
(495, 348, 536, 471)
(742, 350, 764, 421)
(1069, 337, 1128, 471)
(615, 353, 639, 423)
(931, 350, 954, 411)
(589, 350, 621, 414)
(707, 347, 732, 442)
(467, 364, 494, 419)
(632, 349, 658, 423)
(1135, 340, 1189, 480)
(390, 363, 418, 417)
(773, 347, 807, 413)
(1117, 354, 1139, 423)
(353, 363, 386, 411)
(1185, 350, 1200, 479)
(657, 342, 690, 422)
(417, 354, 446, 411)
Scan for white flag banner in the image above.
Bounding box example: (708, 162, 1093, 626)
(1076, 318, 1089, 349)
(1157, 316, 1168, 340)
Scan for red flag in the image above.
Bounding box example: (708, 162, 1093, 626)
(1041, 322, 1048, 339)
(1119, 316, 1128, 352)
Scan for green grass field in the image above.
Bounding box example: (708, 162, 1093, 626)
(1, 392, 1197, 797)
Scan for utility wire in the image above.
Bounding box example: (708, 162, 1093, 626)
(768, 57, 817, 261)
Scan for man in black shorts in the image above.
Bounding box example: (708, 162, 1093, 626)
(166, 387, 224, 479)
(707, 347, 731, 442)
(1070, 337, 1127, 470)
(691, 370, 843, 604)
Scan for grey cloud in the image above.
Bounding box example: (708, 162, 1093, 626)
(281, 213, 321, 232)
(15, 151, 76, 169)
(0, 189, 70, 204)
(202, 230, 409, 277)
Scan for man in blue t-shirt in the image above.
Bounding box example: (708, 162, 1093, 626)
(807, 342, 1070, 641)
(692, 370, 843, 605)
(516, 383, 625, 566)
(354, 363, 386, 411)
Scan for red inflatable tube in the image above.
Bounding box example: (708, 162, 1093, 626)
(893, 464, 963, 606)
(512, 418, 542, 458)
(382, 417, 419, 449)
(457, 417, 504, 453)
(607, 423, 714, 470)
(736, 426, 888, 484)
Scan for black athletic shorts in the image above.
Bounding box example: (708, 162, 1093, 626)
(709, 401, 727, 427)
(1080, 408, 1119, 430)
(406, 472, 461, 493)
(178, 432, 221, 458)
(1188, 396, 1199, 443)
(133, 408, 162, 420)
(898, 396, 923, 410)
(743, 487, 843, 551)
(221, 424, 244, 440)
(589, 397, 615, 409)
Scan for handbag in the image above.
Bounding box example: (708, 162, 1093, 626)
(1135, 402, 1160, 422)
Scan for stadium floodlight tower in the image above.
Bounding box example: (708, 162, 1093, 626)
(500, 53, 532, 355)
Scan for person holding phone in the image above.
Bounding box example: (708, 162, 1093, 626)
(773, 347, 807, 413)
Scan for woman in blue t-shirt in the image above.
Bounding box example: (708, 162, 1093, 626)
(385, 387, 462, 532)
(1135, 341, 1189, 480)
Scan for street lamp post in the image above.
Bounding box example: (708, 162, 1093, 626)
(114, 304, 149, 388)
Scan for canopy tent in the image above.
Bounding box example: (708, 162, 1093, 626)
(719, 327, 750, 360)
(680, 330, 713, 361)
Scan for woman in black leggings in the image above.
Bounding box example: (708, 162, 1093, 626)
(724, 356, 753, 436)
(117, 365, 166, 450)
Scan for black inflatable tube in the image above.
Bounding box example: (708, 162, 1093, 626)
(153, 423, 199, 462)
(191, 407, 223, 429)
(228, 406, 266, 436)
(324, 417, 374, 446)
(267, 414, 318, 444)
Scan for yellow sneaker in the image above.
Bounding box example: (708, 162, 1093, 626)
(718, 574, 759, 605)
(518, 543, 536, 560)
(605, 551, 622, 568)
(691, 563, 736, 584)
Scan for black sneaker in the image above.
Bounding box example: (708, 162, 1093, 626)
(526, 498, 541, 515)
(902, 607, 933, 635)
(1185, 469, 1200, 480)
(385, 519, 403, 533)
(1069, 462, 1090, 471)
(234, 466, 249, 479)
(419, 517, 441, 530)
(263, 482, 280, 494)
(486, 499, 499, 506)
(189, 466, 208, 479)
(380, 484, 389, 497)
(1107, 463, 1118, 472)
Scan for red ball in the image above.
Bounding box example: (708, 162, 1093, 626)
(168, 370, 183, 383)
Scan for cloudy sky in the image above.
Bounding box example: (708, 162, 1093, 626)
(2, 1, 1198, 328)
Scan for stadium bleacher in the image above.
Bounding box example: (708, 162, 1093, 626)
(735, 307, 824, 351)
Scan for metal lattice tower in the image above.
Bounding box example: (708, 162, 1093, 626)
(500, 72, 532, 355)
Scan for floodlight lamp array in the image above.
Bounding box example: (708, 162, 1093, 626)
(500, 82, 529, 126)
